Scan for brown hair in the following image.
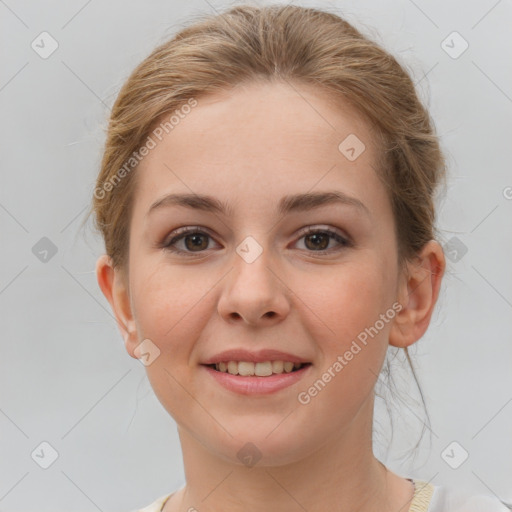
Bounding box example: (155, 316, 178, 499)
(87, 3, 447, 459)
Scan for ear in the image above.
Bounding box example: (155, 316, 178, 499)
(389, 240, 446, 348)
(95, 254, 138, 359)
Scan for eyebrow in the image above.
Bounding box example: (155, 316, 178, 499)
(147, 191, 370, 217)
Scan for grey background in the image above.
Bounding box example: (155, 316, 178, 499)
(1, 0, 511, 510)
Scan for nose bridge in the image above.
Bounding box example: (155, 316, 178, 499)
(218, 233, 289, 324)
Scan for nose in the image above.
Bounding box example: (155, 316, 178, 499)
(217, 245, 291, 326)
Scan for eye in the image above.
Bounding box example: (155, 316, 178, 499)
(294, 226, 351, 254)
(161, 226, 218, 255)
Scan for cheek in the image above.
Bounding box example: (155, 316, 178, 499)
(293, 263, 394, 423)
(297, 257, 395, 346)
(130, 262, 212, 358)
(130, 264, 216, 420)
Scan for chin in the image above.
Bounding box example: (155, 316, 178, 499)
(199, 422, 318, 468)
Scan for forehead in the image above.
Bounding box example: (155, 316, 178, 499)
(132, 79, 388, 220)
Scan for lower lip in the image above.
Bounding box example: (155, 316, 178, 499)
(201, 364, 312, 395)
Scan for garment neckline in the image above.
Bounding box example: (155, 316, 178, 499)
(158, 479, 435, 512)
(408, 479, 435, 512)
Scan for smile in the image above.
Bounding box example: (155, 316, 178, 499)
(201, 361, 312, 395)
(207, 360, 310, 376)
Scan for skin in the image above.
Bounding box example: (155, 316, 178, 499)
(96, 79, 445, 512)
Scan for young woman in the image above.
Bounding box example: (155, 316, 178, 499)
(90, 4, 509, 511)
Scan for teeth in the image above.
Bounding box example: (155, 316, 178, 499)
(214, 360, 305, 376)
(272, 360, 284, 373)
(255, 361, 273, 376)
(227, 361, 238, 375)
(238, 361, 255, 376)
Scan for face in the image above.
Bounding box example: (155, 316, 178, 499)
(108, 80, 407, 466)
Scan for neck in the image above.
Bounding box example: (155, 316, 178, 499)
(169, 395, 404, 512)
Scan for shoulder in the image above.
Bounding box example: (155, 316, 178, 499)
(428, 482, 511, 512)
(129, 492, 174, 512)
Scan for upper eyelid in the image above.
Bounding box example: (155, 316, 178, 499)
(166, 224, 347, 240)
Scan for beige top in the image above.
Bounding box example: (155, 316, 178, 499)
(135, 479, 435, 512)
(133, 478, 510, 512)
(409, 480, 435, 512)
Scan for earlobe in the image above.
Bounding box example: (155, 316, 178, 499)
(95, 254, 139, 358)
(389, 240, 446, 348)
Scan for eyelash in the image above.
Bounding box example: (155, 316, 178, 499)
(160, 225, 352, 256)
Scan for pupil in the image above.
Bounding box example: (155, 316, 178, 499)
(306, 233, 328, 250)
(185, 234, 207, 251)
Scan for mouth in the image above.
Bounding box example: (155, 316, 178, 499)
(201, 360, 313, 395)
(202, 361, 312, 376)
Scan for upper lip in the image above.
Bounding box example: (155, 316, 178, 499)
(201, 349, 311, 365)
